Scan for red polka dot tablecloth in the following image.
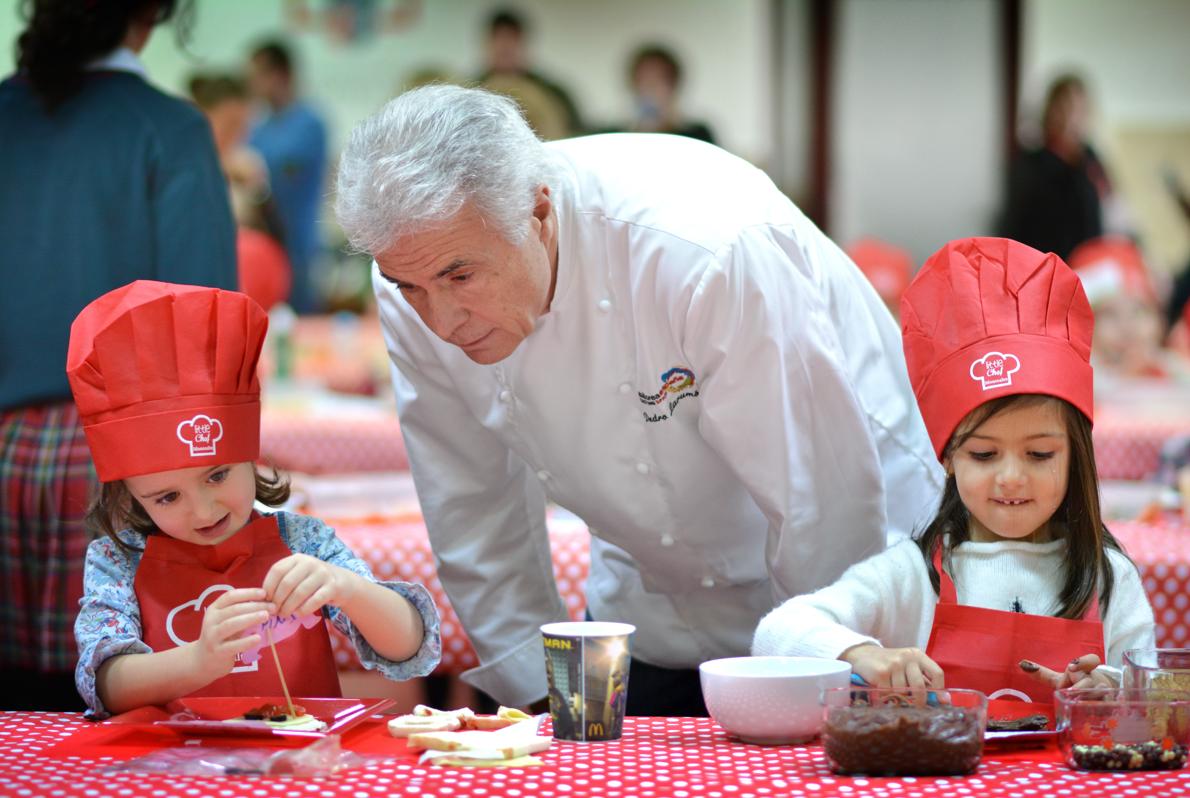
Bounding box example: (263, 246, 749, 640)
(5, 714, 1190, 798)
(260, 413, 409, 475)
(1094, 416, 1190, 481)
(1112, 518, 1190, 649)
(330, 515, 590, 675)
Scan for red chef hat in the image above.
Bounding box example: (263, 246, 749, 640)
(901, 237, 1094, 461)
(846, 237, 914, 306)
(66, 281, 267, 481)
(1067, 236, 1156, 306)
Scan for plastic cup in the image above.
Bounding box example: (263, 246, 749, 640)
(540, 621, 635, 742)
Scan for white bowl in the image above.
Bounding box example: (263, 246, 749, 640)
(700, 656, 852, 745)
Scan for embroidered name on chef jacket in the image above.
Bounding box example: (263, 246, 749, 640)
(638, 367, 699, 422)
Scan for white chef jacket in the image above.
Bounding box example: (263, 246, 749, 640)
(374, 133, 944, 706)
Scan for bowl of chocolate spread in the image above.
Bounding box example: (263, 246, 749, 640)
(821, 686, 986, 776)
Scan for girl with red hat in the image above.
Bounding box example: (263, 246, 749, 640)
(753, 237, 1154, 720)
(67, 281, 440, 718)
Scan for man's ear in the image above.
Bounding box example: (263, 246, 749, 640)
(531, 184, 554, 242)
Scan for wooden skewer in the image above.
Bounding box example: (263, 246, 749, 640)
(265, 624, 298, 719)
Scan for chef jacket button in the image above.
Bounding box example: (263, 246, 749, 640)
(499, 389, 512, 403)
(701, 576, 716, 589)
(597, 299, 613, 313)
(618, 382, 632, 395)
(660, 534, 675, 547)
(536, 470, 550, 482)
(635, 462, 650, 475)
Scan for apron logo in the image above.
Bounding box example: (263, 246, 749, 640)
(165, 584, 259, 673)
(637, 367, 699, 423)
(988, 688, 1033, 703)
(970, 351, 1020, 391)
(177, 413, 223, 457)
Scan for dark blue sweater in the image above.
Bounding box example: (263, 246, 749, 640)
(0, 70, 236, 409)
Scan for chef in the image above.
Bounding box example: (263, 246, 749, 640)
(334, 85, 944, 716)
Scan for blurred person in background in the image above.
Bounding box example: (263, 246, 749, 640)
(1068, 236, 1187, 382)
(620, 44, 714, 144)
(844, 237, 914, 319)
(247, 39, 327, 313)
(0, 0, 236, 710)
(475, 8, 582, 140)
(335, 85, 943, 716)
(999, 74, 1125, 261)
(190, 72, 291, 312)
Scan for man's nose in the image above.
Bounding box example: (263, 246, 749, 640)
(423, 291, 468, 341)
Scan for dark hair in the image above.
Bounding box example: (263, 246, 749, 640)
(1042, 73, 1087, 133)
(188, 72, 248, 109)
(86, 465, 291, 551)
(914, 394, 1126, 619)
(251, 39, 294, 77)
(16, 0, 192, 111)
(630, 44, 682, 89)
(488, 9, 525, 35)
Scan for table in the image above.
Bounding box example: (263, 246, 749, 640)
(326, 514, 1190, 674)
(5, 714, 1188, 798)
(259, 388, 408, 475)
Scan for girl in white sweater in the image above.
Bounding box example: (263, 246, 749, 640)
(753, 237, 1155, 701)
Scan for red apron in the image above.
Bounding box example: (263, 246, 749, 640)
(134, 514, 341, 698)
(924, 545, 1103, 721)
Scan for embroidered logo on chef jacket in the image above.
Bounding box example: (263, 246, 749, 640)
(969, 351, 1020, 391)
(176, 413, 223, 456)
(638, 366, 699, 422)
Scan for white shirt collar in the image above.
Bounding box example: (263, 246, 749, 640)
(86, 47, 148, 78)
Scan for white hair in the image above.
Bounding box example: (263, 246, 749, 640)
(334, 84, 557, 255)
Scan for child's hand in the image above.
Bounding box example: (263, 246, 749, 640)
(195, 587, 275, 676)
(842, 644, 945, 689)
(263, 554, 355, 617)
(1019, 654, 1115, 689)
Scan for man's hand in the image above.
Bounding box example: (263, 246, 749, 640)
(842, 644, 945, 689)
(1019, 654, 1114, 689)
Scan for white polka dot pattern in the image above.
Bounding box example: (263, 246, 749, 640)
(330, 517, 590, 674)
(1112, 519, 1190, 649)
(4, 714, 1190, 797)
(1093, 417, 1188, 481)
(260, 416, 410, 475)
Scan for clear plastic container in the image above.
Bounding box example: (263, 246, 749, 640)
(1055, 687, 1190, 771)
(1123, 648, 1190, 693)
(820, 686, 986, 776)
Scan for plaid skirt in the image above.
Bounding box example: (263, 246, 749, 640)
(0, 402, 95, 672)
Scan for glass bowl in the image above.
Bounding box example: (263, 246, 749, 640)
(1055, 687, 1190, 771)
(1123, 648, 1190, 693)
(820, 686, 986, 776)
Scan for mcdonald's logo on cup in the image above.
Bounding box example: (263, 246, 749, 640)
(540, 621, 635, 742)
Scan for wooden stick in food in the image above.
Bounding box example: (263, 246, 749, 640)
(265, 624, 298, 718)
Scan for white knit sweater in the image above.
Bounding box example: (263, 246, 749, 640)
(751, 538, 1155, 683)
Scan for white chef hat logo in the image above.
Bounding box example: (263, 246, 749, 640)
(969, 351, 1020, 391)
(176, 413, 223, 456)
(165, 584, 258, 673)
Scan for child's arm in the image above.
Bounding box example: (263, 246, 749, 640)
(97, 587, 275, 715)
(269, 512, 440, 677)
(263, 554, 424, 662)
(753, 541, 933, 669)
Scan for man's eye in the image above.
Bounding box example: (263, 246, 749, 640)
(451, 273, 471, 283)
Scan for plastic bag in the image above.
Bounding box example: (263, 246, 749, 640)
(100, 735, 389, 777)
